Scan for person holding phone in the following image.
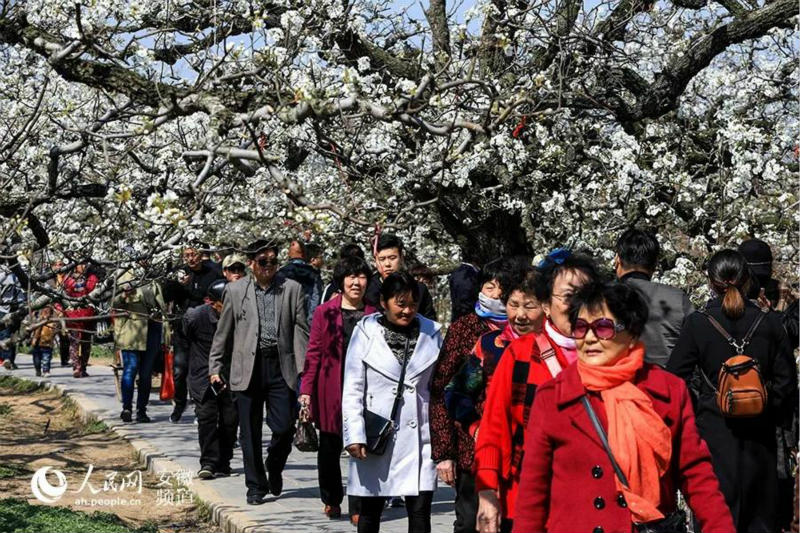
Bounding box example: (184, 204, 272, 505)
(184, 279, 238, 480)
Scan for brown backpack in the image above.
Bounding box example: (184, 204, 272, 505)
(700, 309, 768, 418)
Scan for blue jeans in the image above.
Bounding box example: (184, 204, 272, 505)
(32, 346, 53, 373)
(121, 347, 156, 413)
(0, 327, 16, 363)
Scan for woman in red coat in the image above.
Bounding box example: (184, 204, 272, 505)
(62, 263, 98, 378)
(513, 282, 734, 533)
(299, 256, 376, 522)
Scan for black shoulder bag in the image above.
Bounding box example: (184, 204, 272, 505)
(364, 336, 411, 456)
(581, 396, 687, 533)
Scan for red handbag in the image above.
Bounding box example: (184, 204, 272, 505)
(159, 346, 175, 401)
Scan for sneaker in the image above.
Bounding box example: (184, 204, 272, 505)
(3, 360, 12, 370)
(197, 467, 215, 480)
(214, 467, 231, 478)
(120, 409, 132, 422)
(135, 412, 151, 423)
(169, 404, 185, 424)
(80, 370, 89, 377)
(42, 372, 51, 378)
(324, 505, 342, 519)
(35, 369, 42, 377)
(246, 493, 267, 505)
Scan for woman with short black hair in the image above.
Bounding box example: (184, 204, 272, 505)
(513, 281, 734, 532)
(300, 256, 375, 522)
(668, 250, 797, 533)
(342, 271, 443, 533)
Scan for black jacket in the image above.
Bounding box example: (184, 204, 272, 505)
(364, 272, 437, 321)
(163, 260, 223, 336)
(667, 298, 797, 532)
(183, 304, 226, 402)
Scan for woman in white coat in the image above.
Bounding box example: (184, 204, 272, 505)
(342, 271, 443, 533)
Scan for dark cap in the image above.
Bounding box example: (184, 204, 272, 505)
(207, 279, 227, 302)
(738, 239, 773, 278)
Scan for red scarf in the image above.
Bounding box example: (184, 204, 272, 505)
(577, 344, 671, 524)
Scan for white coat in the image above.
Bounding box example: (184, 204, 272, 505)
(342, 313, 443, 497)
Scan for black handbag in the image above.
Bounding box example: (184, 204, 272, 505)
(581, 396, 687, 533)
(293, 406, 319, 452)
(364, 336, 411, 456)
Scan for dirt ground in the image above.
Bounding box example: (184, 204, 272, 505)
(0, 379, 217, 532)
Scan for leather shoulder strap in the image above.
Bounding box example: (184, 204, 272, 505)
(389, 336, 411, 423)
(581, 396, 630, 489)
(534, 333, 562, 378)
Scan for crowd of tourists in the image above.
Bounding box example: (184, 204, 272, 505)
(0, 230, 798, 533)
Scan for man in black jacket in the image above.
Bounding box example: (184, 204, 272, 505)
(364, 234, 437, 320)
(163, 245, 224, 422)
(183, 279, 238, 479)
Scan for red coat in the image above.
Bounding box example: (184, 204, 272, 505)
(62, 273, 98, 333)
(299, 295, 376, 435)
(513, 363, 735, 533)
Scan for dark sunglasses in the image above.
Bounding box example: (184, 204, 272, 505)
(226, 264, 246, 273)
(256, 257, 278, 268)
(572, 318, 626, 340)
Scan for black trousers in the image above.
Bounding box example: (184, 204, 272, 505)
(235, 353, 295, 496)
(358, 491, 433, 533)
(172, 331, 190, 408)
(59, 334, 70, 365)
(195, 388, 239, 472)
(318, 431, 361, 513)
(454, 468, 478, 533)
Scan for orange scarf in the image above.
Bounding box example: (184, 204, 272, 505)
(577, 343, 672, 524)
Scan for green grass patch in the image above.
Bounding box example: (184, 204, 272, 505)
(0, 463, 28, 479)
(0, 375, 41, 394)
(81, 419, 109, 435)
(0, 498, 156, 533)
(0, 402, 12, 416)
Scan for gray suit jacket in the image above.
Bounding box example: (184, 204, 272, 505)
(209, 274, 309, 392)
(623, 273, 695, 367)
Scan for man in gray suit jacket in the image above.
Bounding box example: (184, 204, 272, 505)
(615, 228, 695, 367)
(209, 239, 309, 504)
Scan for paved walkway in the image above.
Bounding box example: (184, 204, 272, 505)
(2, 355, 456, 533)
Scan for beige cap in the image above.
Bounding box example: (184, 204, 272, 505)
(222, 253, 248, 269)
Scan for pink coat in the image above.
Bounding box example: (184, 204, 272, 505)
(300, 295, 376, 435)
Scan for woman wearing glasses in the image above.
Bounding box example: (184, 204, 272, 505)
(513, 282, 734, 533)
(474, 250, 599, 533)
(341, 271, 443, 533)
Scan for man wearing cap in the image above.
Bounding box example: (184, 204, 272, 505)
(184, 279, 238, 480)
(208, 239, 309, 505)
(222, 253, 247, 283)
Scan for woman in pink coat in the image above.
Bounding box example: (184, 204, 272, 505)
(299, 256, 376, 522)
